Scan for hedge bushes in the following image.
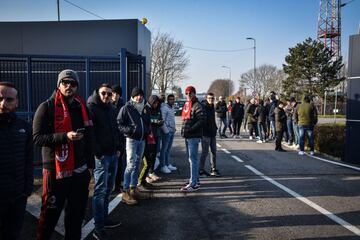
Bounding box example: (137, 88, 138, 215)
(313, 122, 345, 158)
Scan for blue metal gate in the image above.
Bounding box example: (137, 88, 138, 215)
(0, 48, 146, 121)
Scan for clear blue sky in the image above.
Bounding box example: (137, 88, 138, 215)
(1, 0, 359, 93)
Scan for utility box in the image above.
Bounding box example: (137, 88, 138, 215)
(345, 33, 360, 164)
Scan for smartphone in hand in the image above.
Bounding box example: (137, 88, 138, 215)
(76, 128, 85, 134)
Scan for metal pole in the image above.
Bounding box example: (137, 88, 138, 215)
(229, 67, 231, 97)
(334, 88, 338, 123)
(254, 39, 256, 89)
(57, 0, 60, 21)
(324, 90, 327, 115)
(246, 37, 256, 94)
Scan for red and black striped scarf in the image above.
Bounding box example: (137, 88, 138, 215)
(54, 90, 92, 179)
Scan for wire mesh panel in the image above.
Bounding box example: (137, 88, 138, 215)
(0, 57, 28, 112)
(126, 54, 144, 100)
(31, 58, 87, 111)
(89, 59, 121, 94)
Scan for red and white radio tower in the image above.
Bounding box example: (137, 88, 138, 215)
(317, 0, 341, 59)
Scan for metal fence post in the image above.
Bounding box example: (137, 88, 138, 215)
(142, 56, 146, 99)
(26, 56, 32, 121)
(120, 48, 127, 100)
(85, 57, 90, 98)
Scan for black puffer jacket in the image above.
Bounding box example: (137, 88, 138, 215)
(232, 102, 244, 120)
(33, 92, 95, 170)
(0, 113, 33, 202)
(117, 99, 151, 141)
(215, 100, 227, 118)
(201, 100, 217, 137)
(88, 90, 120, 157)
(181, 98, 205, 138)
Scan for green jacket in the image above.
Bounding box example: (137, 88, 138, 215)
(294, 102, 318, 126)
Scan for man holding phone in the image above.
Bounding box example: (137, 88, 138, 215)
(33, 69, 94, 240)
(88, 83, 122, 239)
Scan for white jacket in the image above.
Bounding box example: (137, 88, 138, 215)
(161, 102, 176, 133)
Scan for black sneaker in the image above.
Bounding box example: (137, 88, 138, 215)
(93, 230, 109, 240)
(210, 169, 221, 177)
(199, 170, 210, 177)
(222, 134, 228, 138)
(104, 219, 122, 229)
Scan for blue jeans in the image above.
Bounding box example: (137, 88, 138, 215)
(93, 154, 118, 231)
(286, 119, 293, 143)
(293, 122, 299, 145)
(270, 120, 276, 139)
(160, 131, 175, 167)
(257, 122, 267, 141)
(299, 125, 314, 152)
(185, 138, 201, 186)
(217, 117, 227, 135)
(123, 138, 145, 190)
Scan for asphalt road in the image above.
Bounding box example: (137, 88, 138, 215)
(20, 117, 360, 240)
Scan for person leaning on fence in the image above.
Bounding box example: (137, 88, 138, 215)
(294, 94, 318, 156)
(87, 83, 122, 239)
(199, 92, 221, 177)
(0, 82, 33, 240)
(33, 69, 94, 240)
(117, 87, 150, 205)
(180, 85, 205, 192)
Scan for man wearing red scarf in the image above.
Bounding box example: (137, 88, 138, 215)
(180, 86, 205, 192)
(33, 69, 94, 240)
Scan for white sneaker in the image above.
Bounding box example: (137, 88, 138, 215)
(298, 151, 304, 155)
(167, 164, 177, 171)
(160, 166, 171, 174)
(238, 135, 242, 139)
(146, 176, 155, 183)
(309, 151, 314, 156)
(233, 135, 237, 139)
(249, 136, 253, 140)
(256, 140, 263, 143)
(149, 173, 161, 181)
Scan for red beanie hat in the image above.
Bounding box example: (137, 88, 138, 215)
(185, 85, 196, 94)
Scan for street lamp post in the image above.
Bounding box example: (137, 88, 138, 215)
(221, 65, 232, 97)
(246, 37, 256, 94)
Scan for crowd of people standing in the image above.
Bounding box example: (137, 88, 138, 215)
(0, 68, 318, 240)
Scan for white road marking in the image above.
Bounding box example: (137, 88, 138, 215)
(81, 193, 123, 240)
(221, 148, 231, 154)
(231, 155, 244, 163)
(245, 165, 360, 236)
(305, 153, 360, 172)
(26, 192, 123, 238)
(216, 143, 221, 147)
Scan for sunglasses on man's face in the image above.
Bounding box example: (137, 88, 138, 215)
(100, 91, 112, 97)
(0, 96, 15, 103)
(61, 80, 78, 87)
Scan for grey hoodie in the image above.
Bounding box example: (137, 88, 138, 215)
(161, 102, 176, 133)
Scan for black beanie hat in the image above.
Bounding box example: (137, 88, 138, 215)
(112, 85, 122, 95)
(131, 87, 144, 98)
